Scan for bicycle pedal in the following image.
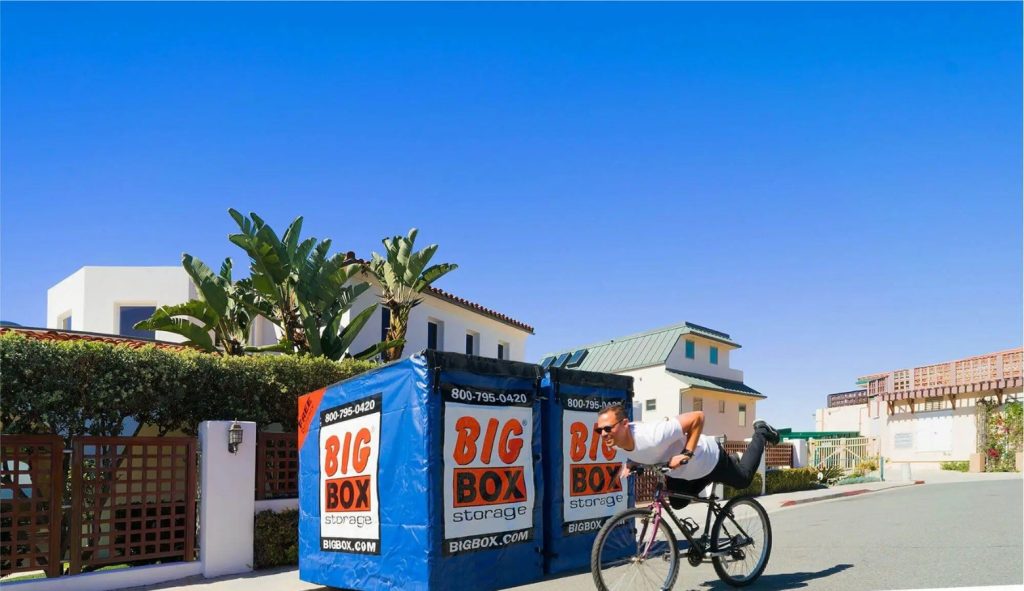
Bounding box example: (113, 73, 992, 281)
(681, 517, 700, 536)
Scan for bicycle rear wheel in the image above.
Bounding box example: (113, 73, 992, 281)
(710, 496, 771, 586)
(591, 507, 679, 591)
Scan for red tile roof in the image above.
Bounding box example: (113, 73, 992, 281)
(0, 326, 196, 351)
(424, 286, 534, 334)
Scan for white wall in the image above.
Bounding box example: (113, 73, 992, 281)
(618, 365, 758, 441)
(46, 268, 85, 331)
(47, 267, 193, 342)
(815, 405, 870, 434)
(343, 274, 530, 361)
(249, 316, 283, 347)
(47, 266, 530, 360)
(880, 403, 980, 466)
(664, 335, 743, 381)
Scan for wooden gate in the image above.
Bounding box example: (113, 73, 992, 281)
(68, 437, 197, 574)
(0, 435, 65, 578)
(2, 435, 198, 579)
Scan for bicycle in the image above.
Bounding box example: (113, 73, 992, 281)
(590, 462, 772, 590)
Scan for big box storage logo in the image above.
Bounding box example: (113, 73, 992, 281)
(441, 383, 535, 555)
(318, 393, 381, 555)
(560, 393, 626, 536)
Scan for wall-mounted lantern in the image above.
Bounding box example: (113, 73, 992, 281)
(228, 419, 243, 454)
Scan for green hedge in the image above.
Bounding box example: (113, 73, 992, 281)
(0, 332, 374, 437)
(254, 509, 299, 569)
(724, 467, 825, 498)
(940, 461, 969, 472)
(835, 475, 881, 485)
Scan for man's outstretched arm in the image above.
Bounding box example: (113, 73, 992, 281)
(677, 411, 704, 455)
(664, 411, 705, 469)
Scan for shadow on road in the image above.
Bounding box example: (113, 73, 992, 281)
(695, 563, 853, 590)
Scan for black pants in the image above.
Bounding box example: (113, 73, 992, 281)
(665, 432, 767, 507)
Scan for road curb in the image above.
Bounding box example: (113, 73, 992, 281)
(778, 480, 924, 508)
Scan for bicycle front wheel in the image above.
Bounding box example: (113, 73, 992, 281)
(591, 507, 680, 591)
(710, 496, 772, 586)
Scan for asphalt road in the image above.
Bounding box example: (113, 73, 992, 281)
(511, 479, 1023, 591)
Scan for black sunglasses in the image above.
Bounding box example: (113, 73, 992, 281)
(594, 420, 623, 434)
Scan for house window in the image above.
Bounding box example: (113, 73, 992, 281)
(465, 331, 479, 356)
(428, 320, 443, 351)
(718, 400, 726, 414)
(693, 397, 703, 412)
(685, 340, 695, 359)
(380, 307, 391, 342)
(738, 404, 747, 427)
(118, 306, 156, 339)
(710, 346, 719, 365)
(498, 341, 508, 360)
(646, 399, 657, 411)
(59, 313, 72, 330)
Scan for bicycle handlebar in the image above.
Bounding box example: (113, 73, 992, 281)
(626, 461, 672, 476)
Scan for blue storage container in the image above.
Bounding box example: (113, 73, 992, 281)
(540, 367, 634, 574)
(297, 351, 544, 591)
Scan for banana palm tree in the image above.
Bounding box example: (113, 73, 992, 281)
(135, 254, 270, 355)
(227, 209, 395, 360)
(366, 228, 458, 361)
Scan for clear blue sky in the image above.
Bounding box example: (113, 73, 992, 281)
(2, 2, 1021, 430)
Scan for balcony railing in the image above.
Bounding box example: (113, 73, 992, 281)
(827, 390, 870, 408)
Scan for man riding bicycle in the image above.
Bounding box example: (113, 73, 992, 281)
(594, 404, 780, 506)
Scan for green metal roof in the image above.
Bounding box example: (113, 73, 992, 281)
(666, 369, 765, 398)
(776, 429, 861, 441)
(541, 321, 740, 374)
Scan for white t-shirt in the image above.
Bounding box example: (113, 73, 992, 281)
(623, 419, 719, 480)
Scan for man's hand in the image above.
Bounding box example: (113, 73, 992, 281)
(619, 464, 632, 479)
(667, 454, 690, 470)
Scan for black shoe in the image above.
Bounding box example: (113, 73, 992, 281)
(753, 420, 780, 445)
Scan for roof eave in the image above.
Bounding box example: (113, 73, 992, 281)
(685, 384, 767, 399)
(666, 368, 765, 399)
(679, 331, 741, 349)
(425, 287, 535, 334)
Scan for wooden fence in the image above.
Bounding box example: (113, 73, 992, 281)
(255, 432, 298, 500)
(723, 441, 793, 468)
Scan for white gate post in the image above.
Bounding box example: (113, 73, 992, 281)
(791, 440, 808, 468)
(199, 421, 257, 578)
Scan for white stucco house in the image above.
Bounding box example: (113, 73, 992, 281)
(542, 322, 765, 442)
(816, 348, 1023, 470)
(47, 266, 534, 361)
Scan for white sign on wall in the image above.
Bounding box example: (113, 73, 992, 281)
(441, 383, 535, 556)
(560, 393, 627, 537)
(318, 393, 382, 555)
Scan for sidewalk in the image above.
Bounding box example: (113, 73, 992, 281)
(767, 467, 1022, 511)
(119, 470, 1022, 591)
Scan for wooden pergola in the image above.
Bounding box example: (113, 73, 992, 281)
(862, 348, 1023, 415)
